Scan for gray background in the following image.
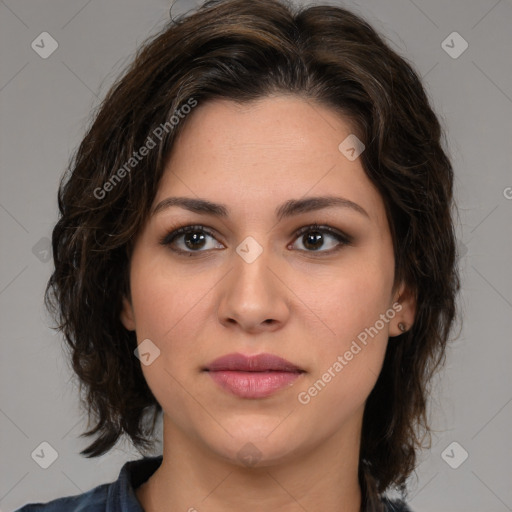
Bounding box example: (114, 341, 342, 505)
(1, 0, 511, 511)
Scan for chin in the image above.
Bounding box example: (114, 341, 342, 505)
(201, 423, 309, 469)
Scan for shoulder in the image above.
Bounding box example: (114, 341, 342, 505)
(14, 455, 162, 512)
(13, 483, 109, 511)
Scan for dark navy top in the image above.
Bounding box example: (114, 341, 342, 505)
(15, 456, 162, 512)
(15, 455, 412, 511)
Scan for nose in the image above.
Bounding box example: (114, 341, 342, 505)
(216, 245, 291, 334)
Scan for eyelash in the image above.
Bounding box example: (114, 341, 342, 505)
(159, 223, 352, 257)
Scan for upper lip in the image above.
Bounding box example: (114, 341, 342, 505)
(204, 352, 304, 372)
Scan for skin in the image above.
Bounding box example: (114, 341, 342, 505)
(121, 95, 416, 512)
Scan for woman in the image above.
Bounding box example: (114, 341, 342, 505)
(17, 0, 459, 510)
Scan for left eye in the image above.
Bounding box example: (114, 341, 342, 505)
(289, 224, 351, 253)
(160, 224, 350, 255)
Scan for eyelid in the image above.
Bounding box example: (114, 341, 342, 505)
(159, 222, 352, 255)
(292, 223, 352, 245)
(159, 224, 221, 248)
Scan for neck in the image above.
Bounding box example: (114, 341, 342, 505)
(136, 413, 363, 512)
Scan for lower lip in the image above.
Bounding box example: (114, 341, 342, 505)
(206, 370, 303, 398)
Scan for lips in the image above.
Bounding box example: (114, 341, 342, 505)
(204, 352, 303, 373)
(203, 352, 305, 399)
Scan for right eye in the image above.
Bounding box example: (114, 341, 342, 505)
(160, 224, 224, 255)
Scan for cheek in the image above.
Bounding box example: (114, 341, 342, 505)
(294, 279, 392, 426)
(128, 249, 223, 396)
(292, 252, 394, 410)
(129, 242, 210, 341)
(296, 252, 394, 349)
(128, 259, 211, 426)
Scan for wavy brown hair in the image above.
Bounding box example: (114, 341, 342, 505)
(45, 0, 459, 506)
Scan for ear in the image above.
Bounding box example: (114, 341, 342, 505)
(389, 282, 416, 337)
(120, 295, 136, 331)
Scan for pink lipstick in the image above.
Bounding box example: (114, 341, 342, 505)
(204, 352, 305, 399)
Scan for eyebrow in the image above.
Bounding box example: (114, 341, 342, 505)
(151, 195, 369, 221)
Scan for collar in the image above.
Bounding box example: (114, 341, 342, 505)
(106, 455, 163, 512)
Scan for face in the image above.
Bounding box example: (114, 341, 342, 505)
(121, 95, 415, 467)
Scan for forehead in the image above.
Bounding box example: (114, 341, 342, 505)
(167, 95, 354, 177)
(154, 95, 384, 225)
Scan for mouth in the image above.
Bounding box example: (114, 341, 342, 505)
(203, 352, 305, 399)
(203, 352, 304, 372)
